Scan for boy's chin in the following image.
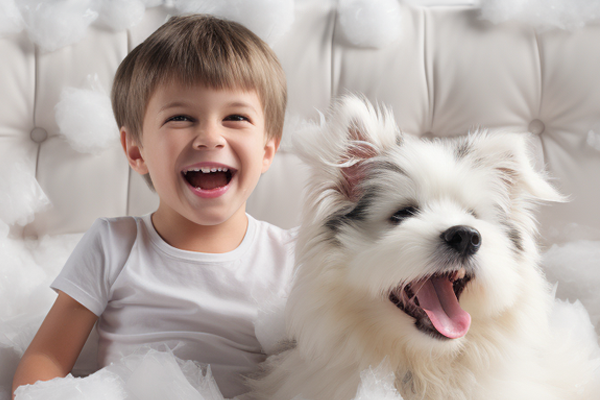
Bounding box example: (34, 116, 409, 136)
(186, 203, 248, 227)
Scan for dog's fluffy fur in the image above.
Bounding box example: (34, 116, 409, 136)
(249, 95, 600, 400)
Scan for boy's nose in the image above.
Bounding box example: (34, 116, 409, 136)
(192, 123, 225, 150)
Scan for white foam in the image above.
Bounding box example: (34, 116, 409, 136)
(95, 0, 146, 32)
(14, 369, 127, 400)
(353, 359, 404, 400)
(549, 298, 600, 397)
(12, 347, 225, 400)
(0, 231, 81, 400)
(7, 0, 294, 51)
(55, 74, 120, 154)
(171, 0, 294, 45)
(18, 0, 99, 53)
(0, 232, 81, 321)
(480, 0, 600, 31)
(543, 239, 600, 335)
(587, 124, 600, 152)
(338, 0, 403, 48)
(0, 158, 51, 227)
(0, 0, 24, 36)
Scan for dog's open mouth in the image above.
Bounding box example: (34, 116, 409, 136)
(182, 167, 235, 190)
(389, 269, 472, 340)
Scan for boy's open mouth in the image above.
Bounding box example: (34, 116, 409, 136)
(182, 165, 236, 191)
(389, 269, 472, 340)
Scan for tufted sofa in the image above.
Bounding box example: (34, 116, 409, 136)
(1, 0, 600, 245)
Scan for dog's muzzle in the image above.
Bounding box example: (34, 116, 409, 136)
(389, 225, 480, 340)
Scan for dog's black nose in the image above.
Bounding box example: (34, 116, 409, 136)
(442, 225, 481, 256)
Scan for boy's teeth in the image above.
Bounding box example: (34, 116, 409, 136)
(185, 166, 231, 173)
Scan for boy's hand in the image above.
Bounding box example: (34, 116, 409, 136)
(11, 291, 98, 399)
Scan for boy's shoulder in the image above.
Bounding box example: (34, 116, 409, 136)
(92, 215, 140, 237)
(250, 215, 297, 249)
(83, 215, 142, 254)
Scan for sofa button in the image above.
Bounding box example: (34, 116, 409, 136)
(30, 127, 48, 143)
(528, 119, 545, 135)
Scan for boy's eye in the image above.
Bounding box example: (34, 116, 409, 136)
(224, 114, 249, 122)
(167, 115, 193, 123)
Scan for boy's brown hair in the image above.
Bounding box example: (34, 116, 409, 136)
(112, 14, 287, 146)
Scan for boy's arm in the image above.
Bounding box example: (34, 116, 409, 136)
(11, 291, 98, 398)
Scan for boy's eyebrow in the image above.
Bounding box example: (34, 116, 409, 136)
(226, 101, 259, 113)
(158, 101, 258, 113)
(159, 101, 191, 113)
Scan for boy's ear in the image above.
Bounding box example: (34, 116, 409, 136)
(261, 136, 280, 173)
(120, 127, 149, 175)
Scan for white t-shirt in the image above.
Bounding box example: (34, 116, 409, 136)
(51, 214, 295, 398)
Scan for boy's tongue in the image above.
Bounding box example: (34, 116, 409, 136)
(415, 276, 471, 339)
(188, 171, 229, 190)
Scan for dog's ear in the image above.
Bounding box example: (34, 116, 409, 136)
(293, 95, 399, 201)
(471, 132, 566, 203)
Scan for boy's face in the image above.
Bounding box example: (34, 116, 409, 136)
(122, 82, 278, 227)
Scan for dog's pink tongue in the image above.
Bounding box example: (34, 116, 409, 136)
(416, 277, 471, 339)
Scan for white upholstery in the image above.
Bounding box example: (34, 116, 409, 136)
(1, 1, 599, 241)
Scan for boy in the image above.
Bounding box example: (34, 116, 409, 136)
(12, 14, 292, 399)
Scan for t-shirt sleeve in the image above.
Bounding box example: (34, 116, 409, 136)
(50, 217, 137, 317)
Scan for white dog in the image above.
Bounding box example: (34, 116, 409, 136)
(248, 95, 599, 400)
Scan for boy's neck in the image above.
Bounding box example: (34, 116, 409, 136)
(150, 206, 249, 254)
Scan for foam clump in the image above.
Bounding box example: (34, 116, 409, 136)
(95, 0, 146, 32)
(0, 231, 81, 319)
(0, 0, 23, 36)
(543, 239, 600, 334)
(18, 0, 99, 53)
(586, 124, 600, 152)
(0, 232, 81, 400)
(9, 0, 148, 52)
(479, 0, 600, 31)
(171, 0, 294, 45)
(13, 347, 225, 400)
(353, 360, 404, 400)
(55, 75, 120, 154)
(14, 369, 127, 400)
(0, 157, 50, 227)
(0, 237, 46, 320)
(550, 299, 600, 357)
(338, 0, 403, 48)
(0, 314, 44, 400)
(549, 299, 600, 396)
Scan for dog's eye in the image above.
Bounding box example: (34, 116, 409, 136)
(389, 206, 418, 224)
